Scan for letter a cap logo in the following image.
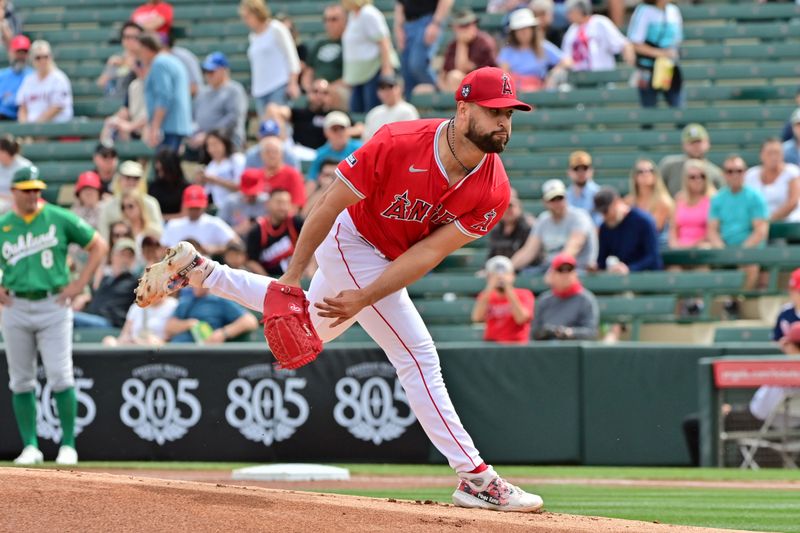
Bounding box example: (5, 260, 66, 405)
(454, 67, 532, 111)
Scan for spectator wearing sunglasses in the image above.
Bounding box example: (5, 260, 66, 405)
(658, 124, 723, 197)
(472, 255, 534, 344)
(97, 160, 163, 241)
(594, 185, 662, 273)
(624, 158, 674, 246)
(511, 179, 597, 274)
(532, 253, 598, 340)
(565, 150, 601, 225)
(668, 159, 716, 250)
(15, 39, 73, 123)
(708, 154, 768, 291)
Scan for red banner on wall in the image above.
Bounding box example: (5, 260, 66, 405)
(713, 359, 800, 388)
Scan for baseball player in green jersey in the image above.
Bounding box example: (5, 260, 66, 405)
(0, 166, 107, 465)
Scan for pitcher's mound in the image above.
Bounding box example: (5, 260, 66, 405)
(0, 468, 741, 533)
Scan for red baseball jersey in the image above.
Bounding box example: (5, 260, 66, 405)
(335, 119, 511, 260)
(483, 288, 535, 343)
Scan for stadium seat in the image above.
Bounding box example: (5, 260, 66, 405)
(713, 327, 773, 343)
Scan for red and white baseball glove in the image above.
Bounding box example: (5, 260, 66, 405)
(262, 282, 323, 369)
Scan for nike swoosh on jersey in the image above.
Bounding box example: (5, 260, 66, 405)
(408, 165, 428, 173)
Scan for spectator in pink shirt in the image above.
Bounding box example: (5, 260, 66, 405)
(668, 159, 715, 250)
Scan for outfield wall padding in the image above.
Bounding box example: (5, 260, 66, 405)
(0, 343, 778, 464)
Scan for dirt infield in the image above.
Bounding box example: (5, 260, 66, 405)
(0, 468, 760, 533)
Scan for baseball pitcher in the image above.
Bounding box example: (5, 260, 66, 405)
(137, 67, 543, 512)
(0, 166, 107, 465)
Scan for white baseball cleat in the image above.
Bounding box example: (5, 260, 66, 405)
(55, 445, 78, 466)
(13, 445, 43, 465)
(452, 466, 543, 513)
(135, 241, 215, 307)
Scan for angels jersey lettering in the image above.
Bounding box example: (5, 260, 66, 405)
(336, 119, 510, 260)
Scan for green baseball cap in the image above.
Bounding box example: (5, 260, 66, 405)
(12, 166, 47, 191)
(682, 123, 709, 143)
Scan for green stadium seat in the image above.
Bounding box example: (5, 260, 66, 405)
(679, 3, 800, 21)
(681, 42, 800, 62)
(506, 127, 773, 153)
(713, 326, 773, 344)
(2, 120, 104, 138)
(683, 22, 798, 42)
(768, 222, 800, 244)
(411, 84, 798, 110)
(21, 140, 151, 161)
(514, 104, 795, 130)
(72, 327, 119, 343)
(570, 64, 800, 89)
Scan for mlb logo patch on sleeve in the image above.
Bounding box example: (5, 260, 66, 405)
(346, 154, 358, 168)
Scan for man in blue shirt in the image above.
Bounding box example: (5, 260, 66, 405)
(165, 286, 258, 343)
(708, 154, 769, 291)
(594, 186, 662, 272)
(136, 33, 192, 152)
(0, 35, 32, 121)
(565, 150, 601, 225)
(306, 110, 361, 183)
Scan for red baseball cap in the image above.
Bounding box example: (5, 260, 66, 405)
(551, 253, 577, 270)
(240, 169, 264, 196)
(182, 184, 208, 209)
(10, 35, 31, 53)
(790, 268, 800, 291)
(75, 171, 101, 194)
(455, 67, 532, 111)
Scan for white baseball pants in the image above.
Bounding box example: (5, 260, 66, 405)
(204, 210, 483, 473)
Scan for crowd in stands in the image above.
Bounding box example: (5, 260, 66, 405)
(1, 0, 800, 346)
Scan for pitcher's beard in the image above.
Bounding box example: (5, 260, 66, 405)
(466, 118, 508, 153)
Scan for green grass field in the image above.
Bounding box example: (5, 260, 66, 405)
(4, 462, 799, 532)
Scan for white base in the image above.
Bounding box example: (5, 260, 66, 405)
(231, 463, 350, 482)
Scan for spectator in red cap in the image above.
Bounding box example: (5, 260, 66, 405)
(531, 253, 598, 340)
(68, 171, 105, 272)
(161, 184, 238, 256)
(472, 255, 535, 344)
(72, 171, 104, 230)
(773, 268, 800, 344)
(131, 0, 173, 42)
(218, 168, 268, 237)
(0, 34, 32, 121)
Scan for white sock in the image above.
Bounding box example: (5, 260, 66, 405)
(203, 264, 276, 312)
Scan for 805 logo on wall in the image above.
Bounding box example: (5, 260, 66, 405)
(226, 364, 309, 446)
(119, 364, 201, 445)
(334, 362, 416, 445)
(36, 366, 96, 442)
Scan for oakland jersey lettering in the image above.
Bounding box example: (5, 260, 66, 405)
(2, 224, 59, 266)
(0, 204, 95, 293)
